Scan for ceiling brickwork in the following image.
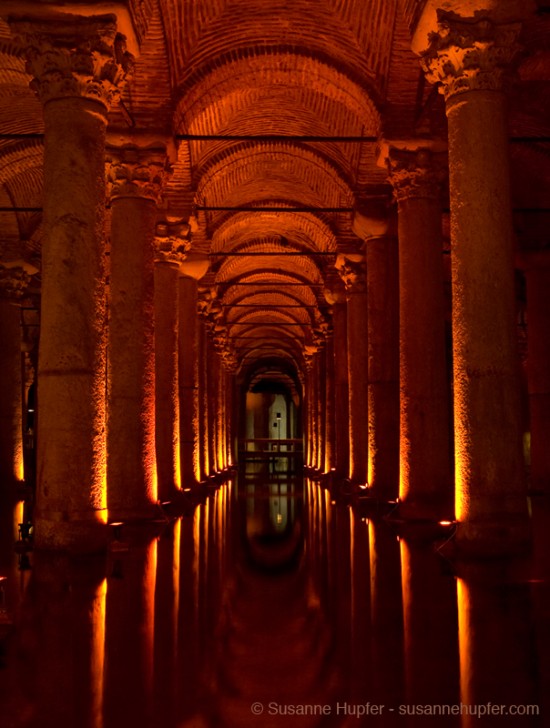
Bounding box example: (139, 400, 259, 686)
(1, 0, 549, 391)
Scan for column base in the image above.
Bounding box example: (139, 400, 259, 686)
(452, 517, 532, 559)
(391, 496, 453, 523)
(34, 511, 109, 553)
(107, 502, 163, 524)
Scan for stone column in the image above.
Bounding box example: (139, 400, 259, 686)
(317, 348, 327, 472)
(0, 265, 30, 507)
(312, 354, 320, 470)
(353, 205, 400, 501)
(382, 145, 452, 520)
(106, 142, 170, 520)
(325, 284, 349, 479)
(324, 335, 336, 472)
(153, 221, 190, 501)
(198, 319, 210, 481)
(8, 14, 133, 549)
(336, 253, 369, 485)
(420, 10, 530, 549)
(178, 253, 209, 488)
(206, 338, 216, 475)
(524, 252, 550, 493)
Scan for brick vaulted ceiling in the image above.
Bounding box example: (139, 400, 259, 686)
(1, 0, 550, 390)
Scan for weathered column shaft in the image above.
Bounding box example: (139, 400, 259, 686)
(178, 275, 200, 486)
(154, 262, 181, 498)
(8, 14, 133, 548)
(336, 254, 368, 485)
(422, 13, 529, 547)
(366, 235, 400, 499)
(331, 297, 349, 478)
(525, 257, 550, 492)
(107, 144, 169, 518)
(324, 337, 336, 472)
(317, 350, 327, 471)
(40, 99, 109, 535)
(198, 320, 210, 480)
(385, 148, 452, 518)
(206, 339, 216, 474)
(0, 268, 28, 505)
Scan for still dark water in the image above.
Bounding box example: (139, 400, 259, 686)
(1, 467, 549, 727)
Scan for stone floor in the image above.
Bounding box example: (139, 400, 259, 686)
(0, 469, 549, 727)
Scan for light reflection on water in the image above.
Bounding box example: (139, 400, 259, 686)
(0, 471, 548, 727)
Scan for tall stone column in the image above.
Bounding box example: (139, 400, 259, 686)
(106, 142, 170, 520)
(0, 265, 30, 507)
(382, 145, 452, 520)
(325, 283, 349, 479)
(336, 253, 369, 485)
(8, 14, 133, 549)
(353, 205, 400, 501)
(324, 335, 336, 472)
(206, 338, 216, 475)
(198, 319, 210, 481)
(524, 252, 550, 493)
(178, 253, 209, 488)
(153, 221, 190, 501)
(312, 354, 321, 470)
(316, 348, 327, 472)
(420, 10, 530, 549)
(303, 358, 314, 468)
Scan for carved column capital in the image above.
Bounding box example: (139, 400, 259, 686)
(304, 343, 321, 372)
(420, 14, 522, 101)
(352, 197, 397, 241)
(197, 286, 223, 323)
(384, 147, 446, 203)
(154, 220, 191, 267)
(106, 144, 171, 203)
(335, 252, 366, 293)
(8, 13, 134, 109)
(0, 264, 31, 302)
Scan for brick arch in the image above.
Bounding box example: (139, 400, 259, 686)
(194, 142, 353, 209)
(211, 211, 338, 255)
(174, 53, 380, 139)
(215, 255, 324, 288)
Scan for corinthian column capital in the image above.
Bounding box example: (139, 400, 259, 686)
(0, 264, 31, 302)
(8, 13, 134, 109)
(381, 145, 447, 203)
(420, 14, 522, 101)
(154, 220, 191, 267)
(106, 143, 171, 203)
(335, 252, 366, 294)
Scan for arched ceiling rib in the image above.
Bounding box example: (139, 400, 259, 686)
(8, 2, 548, 394)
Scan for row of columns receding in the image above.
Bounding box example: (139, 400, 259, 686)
(0, 14, 239, 550)
(1, 7, 547, 555)
(303, 6, 547, 555)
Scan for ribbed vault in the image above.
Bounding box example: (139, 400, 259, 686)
(1, 0, 548, 405)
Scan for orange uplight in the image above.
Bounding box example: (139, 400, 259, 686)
(13, 501, 24, 541)
(15, 452, 24, 483)
(456, 578, 472, 716)
(91, 578, 107, 725)
(172, 519, 181, 635)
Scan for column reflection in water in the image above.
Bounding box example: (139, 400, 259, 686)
(368, 521, 405, 716)
(400, 538, 459, 726)
(177, 508, 202, 723)
(457, 563, 540, 728)
(14, 553, 106, 728)
(104, 538, 157, 728)
(333, 503, 353, 699)
(153, 519, 181, 728)
(349, 510, 371, 703)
